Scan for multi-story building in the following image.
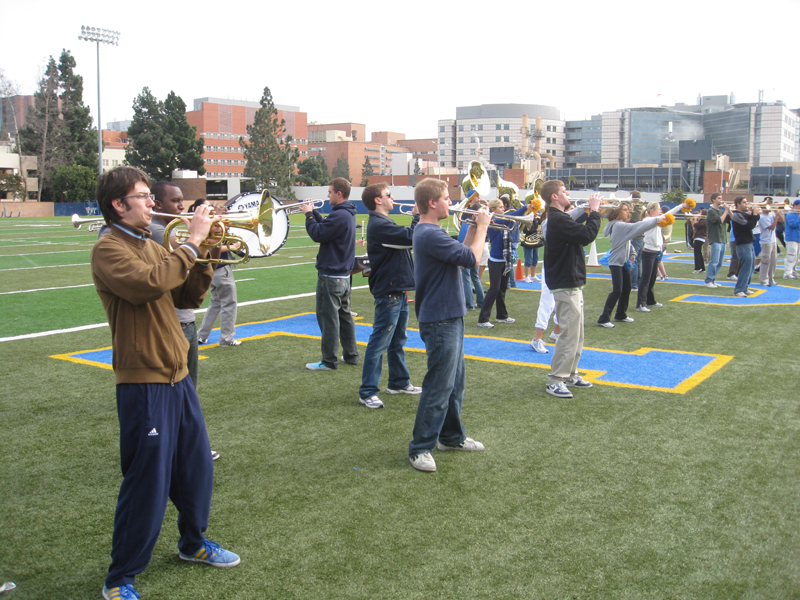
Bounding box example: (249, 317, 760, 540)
(185, 97, 308, 180)
(101, 129, 128, 173)
(437, 104, 565, 170)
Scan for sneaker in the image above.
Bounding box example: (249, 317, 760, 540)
(211, 450, 220, 461)
(359, 395, 384, 409)
(692, 269, 702, 274)
(103, 585, 140, 600)
(565, 375, 593, 388)
(437, 437, 485, 451)
(495, 317, 516, 323)
(545, 382, 573, 398)
(179, 540, 240, 567)
(648, 302, 663, 308)
(703, 282, 718, 288)
(745, 289, 755, 295)
(198, 338, 208, 345)
(635, 306, 651, 312)
(631, 287, 638, 291)
(614, 317, 635, 323)
(305, 361, 333, 371)
(219, 339, 242, 347)
(523, 276, 532, 283)
(656, 276, 665, 282)
(409, 452, 436, 472)
(532, 275, 541, 282)
(386, 384, 422, 395)
(530, 338, 548, 354)
(477, 321, 494, 329)
(350, 311, 358, 317)
(727, 274, 738, 280)
(734, 291, 747, 297)
(549, 331, 561, 342)
(597, 321, 615, 328)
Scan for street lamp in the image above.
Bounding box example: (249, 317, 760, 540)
(78, 25, 120, 177)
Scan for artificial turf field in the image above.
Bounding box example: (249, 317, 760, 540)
(1, 213, 799, 599)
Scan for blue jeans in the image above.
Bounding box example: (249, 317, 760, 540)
(359, 293, 410, 398)
(734, 243, 755, 294)
(316, 274, 358, 369)
(706, 242, 726, 283)
(409, 318, 467, 457)
(461, 266, 485, 309)
(630, 238, 644, 288)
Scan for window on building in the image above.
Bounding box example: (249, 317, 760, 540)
(496, 137, 501, 142)
(504, 136, 509, 142)
(504, 124, 509, 130)
(439, 126, 445, 132)
(477, 124, 483, 131)
(496, 124, 502, 130)
(458, 125, 464, 131)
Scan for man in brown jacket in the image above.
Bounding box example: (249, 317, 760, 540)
(91, 167, 240, 600)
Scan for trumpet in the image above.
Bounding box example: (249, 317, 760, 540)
(450, 207, 536, 231)
(397, 203, 417, 215)
(71, 214, 105, 231)
(272, 199, 326, 214)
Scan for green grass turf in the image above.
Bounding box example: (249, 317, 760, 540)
(1, 215, 800, 599)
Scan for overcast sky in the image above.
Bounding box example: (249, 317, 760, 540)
(4, 0, 799, 141)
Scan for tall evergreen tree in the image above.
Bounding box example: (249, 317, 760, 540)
(332, 156, 351, 181)
(242, 86, 299, 199)
(18, 50, 97, 200)
(360, 156, 374, 186)
(296, 154, 329, 186)
(126, 88, 205, 181)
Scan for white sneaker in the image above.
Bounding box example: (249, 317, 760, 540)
(614, 317, 635, 323)
(597, 321, 615, 328)
(495, 317, 515, 324)
(545, 382, 573, 398)
(692, 269, 702, 274)
(386, 384, 422, 395)
(734, 291, 747, 297)
(523, 276, 532, 283)
(549, 331, 561, 342)
(359, 395, 384, 409)
(530, 339, 548, 354)
(477, 322, 494, 329)
(532, 275, 541, 282)
(635, 306, 651, 312)
(727, 274, 738, 280)
(648, 302, 663, 308)
(703, 282, 718, 288)
(437, 437, 485, 452)
(409, 452, 436, 472)
(656, 276, 665, 282)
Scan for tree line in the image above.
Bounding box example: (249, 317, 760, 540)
(1, 52, 328, 202)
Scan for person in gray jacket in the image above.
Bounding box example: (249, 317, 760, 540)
(597, 201, 687, 327)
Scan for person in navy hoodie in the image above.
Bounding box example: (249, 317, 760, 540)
(301, 177, 359, 371)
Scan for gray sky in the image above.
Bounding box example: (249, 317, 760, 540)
(4, 0, 799, 141)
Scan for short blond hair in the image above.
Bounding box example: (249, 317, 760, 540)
(414, 179, 447, 214)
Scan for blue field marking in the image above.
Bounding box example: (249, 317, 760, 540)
(52, 313, 732, 394)
(507, 273, 800, 306)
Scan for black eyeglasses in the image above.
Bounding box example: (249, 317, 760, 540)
(122, 193, 156, 201)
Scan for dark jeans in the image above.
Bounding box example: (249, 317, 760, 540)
(599, 265, 632, 323)
(359, 293, 410, 398)
(693, 239, 706, 271)
(461, 266, 485, 309)
(316, 274, 358, 369)
(727, 241, 740, 277)
(637, 251, 659, 308)
(630, 238, 644, 288)
(409, 317, 467, 457)
(479, 260, 509, 323)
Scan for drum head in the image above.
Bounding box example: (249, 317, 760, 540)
(225, 192, 289, 258)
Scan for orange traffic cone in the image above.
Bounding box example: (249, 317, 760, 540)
(515, 259, 524, 281)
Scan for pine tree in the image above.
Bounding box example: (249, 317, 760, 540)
(332, 156, 350, 181)
(242, 86, 299, 198)
(360, 156, 374, 186)
(126, 88, 205, 181)
(296, 154, 329, 186)
(57, 50, 97, 169)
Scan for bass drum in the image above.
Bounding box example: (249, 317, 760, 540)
(224, 191, 289, 258)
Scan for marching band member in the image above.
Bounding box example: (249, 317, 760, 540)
(784, 200, 800, 279)
(635, 202, 685, 312)
(542, 180, 601, 399)
(730, 197, 760, 297)
(357, 183, 421, 409)
(301, 178, 359, 371)
(91, 167, 239, 600)
(408, 179, 490, 473)
(704, 193, 729, 288)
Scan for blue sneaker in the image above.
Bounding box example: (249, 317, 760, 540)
(102, 584, 140, 600)
(179, 540, 241, 567)
(305, 361, 333, 371)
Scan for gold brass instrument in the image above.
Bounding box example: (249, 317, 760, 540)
(455, 161, 492, 232)
(496, 172, 521, 209)
(156, 190, 276, 264)
(71, 214, 105, 231)
(450, 206, 536, 231)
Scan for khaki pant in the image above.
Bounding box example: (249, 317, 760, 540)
(548, 288, 584, 385)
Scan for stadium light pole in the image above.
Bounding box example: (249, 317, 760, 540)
(78, 26, 120, 178)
